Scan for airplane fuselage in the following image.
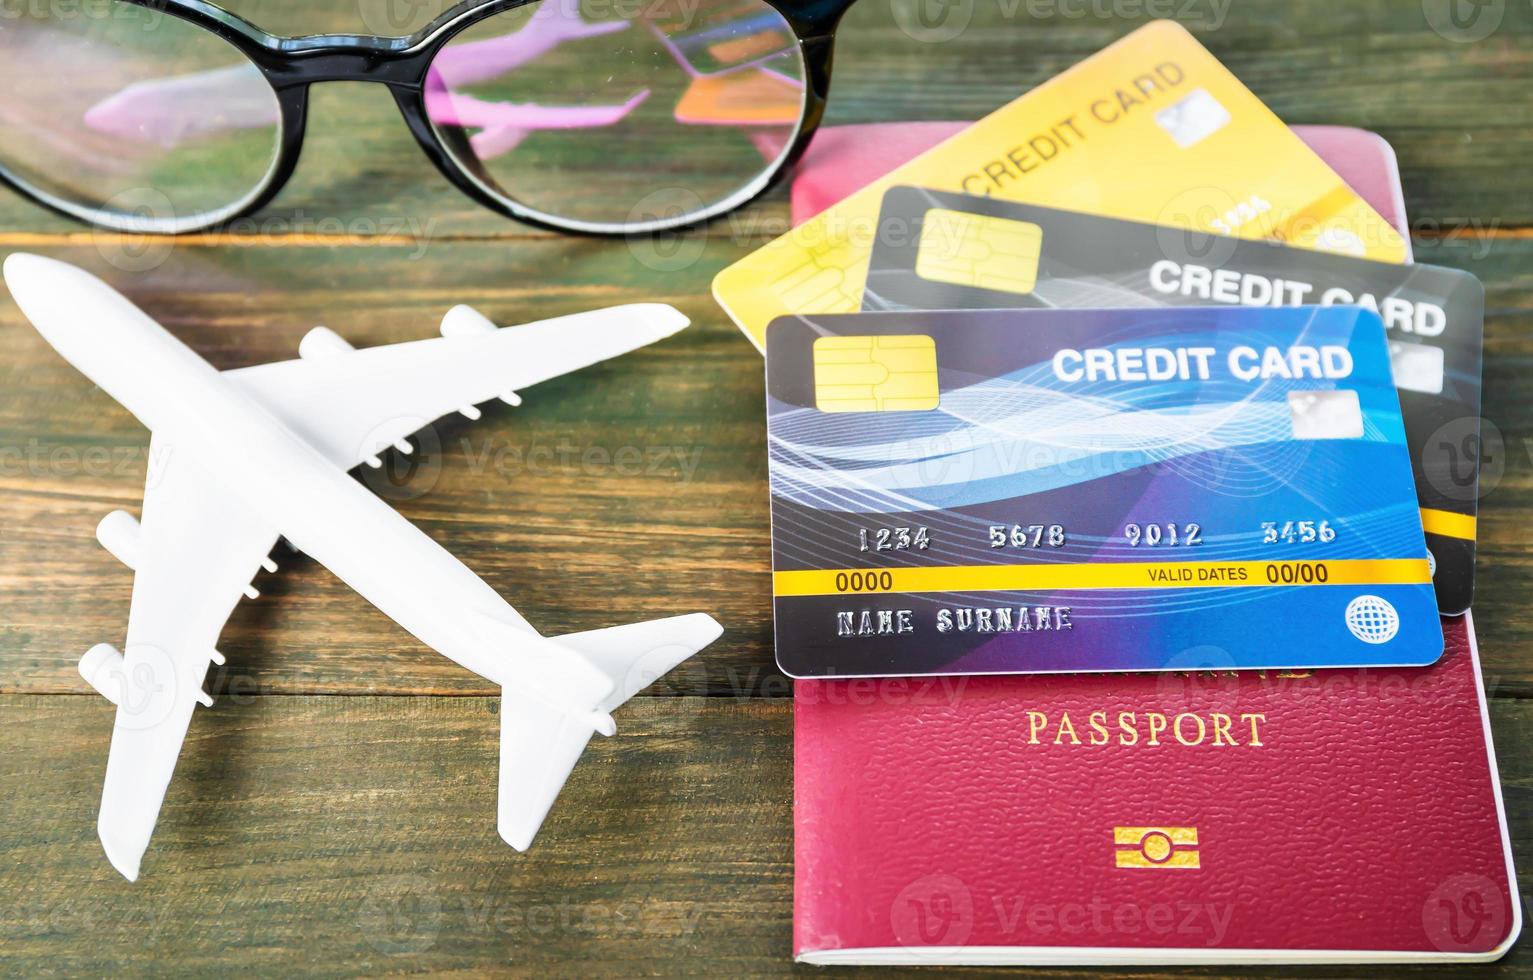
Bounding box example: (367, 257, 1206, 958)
(3, 253, 724, 880)
(36, 282, 609, 705)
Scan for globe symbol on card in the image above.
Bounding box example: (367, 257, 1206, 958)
(1345, 595, 1400, 645)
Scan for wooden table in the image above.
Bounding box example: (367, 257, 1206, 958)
(1, 1, 1528, 974)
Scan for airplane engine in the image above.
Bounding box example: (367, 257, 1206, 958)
(96, 510, 142, 569)
(439, 304, 497, 338)
(298, 326, 354, 360)
(79, 642, 218, 707)
(79, 643, 125, 704)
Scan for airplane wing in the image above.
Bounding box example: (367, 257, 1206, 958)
(224, 304, 688, 471)
(89, 435, 279, 881)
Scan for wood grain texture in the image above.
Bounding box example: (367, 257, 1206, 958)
(1, 235, 1531, 696)
(0, 695, 792, 976)
(0, 693, 1528, 977)
(0, 236, 784, 697)
(0, 0, 1528, 974)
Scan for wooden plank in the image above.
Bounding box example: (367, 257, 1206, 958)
(0, 694, 790, 975)
(1, 236, 1530, 696)
(0, 237, 772, 696)
(0, 692, 1527, 976)
(0, 0, 1529, 235)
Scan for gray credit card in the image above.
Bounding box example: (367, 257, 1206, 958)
(863, 186, 1485, 614)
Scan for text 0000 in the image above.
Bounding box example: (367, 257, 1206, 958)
(835, 571, 894, 593)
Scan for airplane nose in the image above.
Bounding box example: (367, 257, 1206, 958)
(3, 252, 118, 343)
(3, 251, 81, 286)
(3, 252, 54, 296)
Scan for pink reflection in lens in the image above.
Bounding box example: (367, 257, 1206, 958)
(80, 4, 643, 162)
(83, 63, 274, 150)
(0, 9, 284, 227)
(423, 4, 650, 158)
(425, 82, 650, 159)
(426, 0, 808, 225)
(428, 3, 630, 89)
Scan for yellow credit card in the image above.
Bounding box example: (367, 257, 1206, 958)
(714, 20, 1410, 350)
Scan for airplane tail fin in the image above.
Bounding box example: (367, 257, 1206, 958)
(495, 613, 722, 851)
(559, 613, 723, 714)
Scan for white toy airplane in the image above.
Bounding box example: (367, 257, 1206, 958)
(4, 253, 722, 882)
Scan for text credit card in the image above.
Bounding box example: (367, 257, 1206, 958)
(863, 187, 1485, 614)
(765, 306, 1443, 678)
(715, 19, 1410, 350)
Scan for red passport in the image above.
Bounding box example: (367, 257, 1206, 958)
(789, 124, 1518, 965)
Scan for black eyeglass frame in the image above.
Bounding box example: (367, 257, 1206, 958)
(0, 0, 859, 235)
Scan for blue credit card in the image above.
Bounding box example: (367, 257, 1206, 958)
(765, 305, 1444, 678)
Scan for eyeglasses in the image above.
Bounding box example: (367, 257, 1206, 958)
(0, 0, 856, 235)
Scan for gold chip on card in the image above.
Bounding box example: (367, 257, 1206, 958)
(813, 335, 939, 413)
(915, 209, 1043, 295)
